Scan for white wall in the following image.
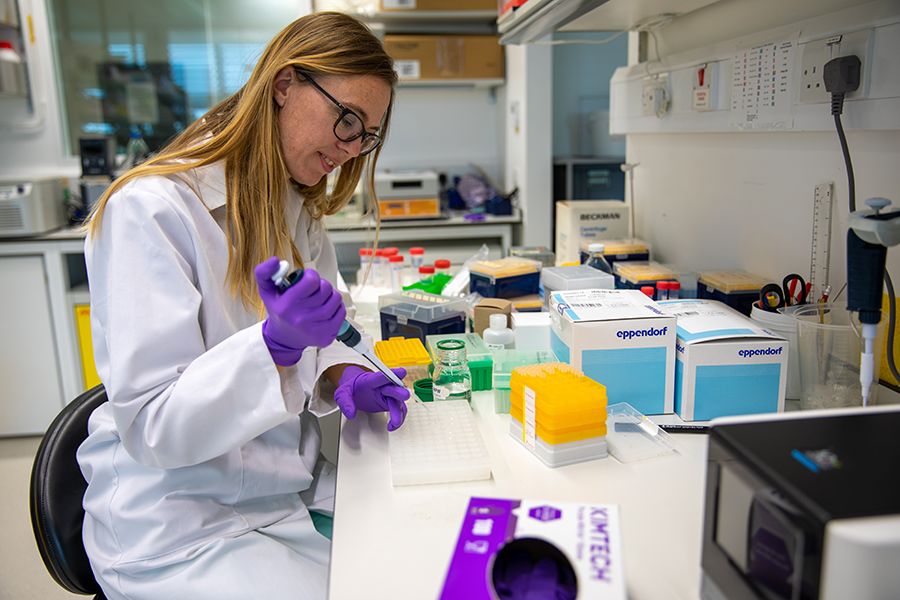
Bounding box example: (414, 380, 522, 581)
(378, 85, 505, 186)
(504, 43, 552, 247)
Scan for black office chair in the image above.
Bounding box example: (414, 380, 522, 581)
(30, 384, 107, 599)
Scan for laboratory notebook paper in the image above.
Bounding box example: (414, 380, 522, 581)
(440, 497, 625, 600)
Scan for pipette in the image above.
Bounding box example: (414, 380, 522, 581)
(271, 261, 420, 402)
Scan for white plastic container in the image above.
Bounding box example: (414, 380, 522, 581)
(483, 313, 515, 350)
(749, 303, 801, 400)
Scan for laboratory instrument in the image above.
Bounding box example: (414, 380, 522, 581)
(847, 197, 900, 406)
(701, 406, 900, 600)
(373, 170, 440, 220)
(431, 339, 472, 402)
(271, 261, 407, 391)
(0, 177, 67, 236)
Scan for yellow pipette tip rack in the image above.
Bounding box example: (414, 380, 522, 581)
(374, 336, 432, 368)
(509, 363, 608, 445)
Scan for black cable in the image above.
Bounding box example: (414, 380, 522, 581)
(884, 270, 900, 382)
(833, 112, 856, 213)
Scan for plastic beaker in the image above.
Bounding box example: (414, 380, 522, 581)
(792, 303, 883, 410)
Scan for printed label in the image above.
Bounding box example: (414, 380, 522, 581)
(485, 342, 505, 350)
(524, 386, 536, 450)
(433, 385, 449, 400)
(394, 60, 421, 80)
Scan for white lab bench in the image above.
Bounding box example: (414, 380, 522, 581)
(329, 391, 708, 600)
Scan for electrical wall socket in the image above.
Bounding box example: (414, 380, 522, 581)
(798, 29, 872, 104)
(641, 75, 670, 117)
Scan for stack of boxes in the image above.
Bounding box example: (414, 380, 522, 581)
(509, 363, 609, 467)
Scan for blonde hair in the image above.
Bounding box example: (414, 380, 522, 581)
(87, 11, 397, 310)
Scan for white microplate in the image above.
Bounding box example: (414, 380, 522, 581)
(606, 403, 679, 463)
(389, 400, 492, 486)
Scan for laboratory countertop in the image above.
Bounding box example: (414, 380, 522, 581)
(0, 209, 521, 244)
(329, 391, 708, 600)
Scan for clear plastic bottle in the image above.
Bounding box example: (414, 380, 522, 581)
(0, 40, 25, 97)
(586, 242, 613, 274)
(121, 128, 151, 173)
(389, 254, 404, 291)
(667, 281, 681, 299)
(432, 339, 472, 402)
(434, 259, 451, 275)
(409, 247, 425, 269)
(357, 248, 373, 284)
(483, 313, 515, 350)
(657, 280, 670, 300)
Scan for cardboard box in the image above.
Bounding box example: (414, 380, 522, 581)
(549, 289, 676, 415)
(555, 200, 630, 264)
(380, 0, 496, 11)
(474, 297, 511, 336)
(440, 497, 626, 600)
(384, 35, 504, 80)
(659, 299, 787, 421)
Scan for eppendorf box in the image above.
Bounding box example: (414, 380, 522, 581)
(658, 299, 787, 421)
(549, 289, 675, 415)
(440, 496, 625, 600)
(555, 200, 630, 264)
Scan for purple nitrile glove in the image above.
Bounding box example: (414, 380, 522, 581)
(254, 257, 347, 366)
(334, 365, 410, 432)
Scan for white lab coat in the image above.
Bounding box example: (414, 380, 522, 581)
(77, 161, 368, 600)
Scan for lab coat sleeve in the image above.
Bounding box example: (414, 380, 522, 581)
(87, 182, 308, 469)
(304, 213, 371, 417)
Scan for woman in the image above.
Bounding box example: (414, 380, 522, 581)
(78, 12, 408, 599)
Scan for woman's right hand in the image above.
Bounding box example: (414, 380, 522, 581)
(255, 257, 347, 366)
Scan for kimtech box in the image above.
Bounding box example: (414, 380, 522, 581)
(555, 200, 630, 264)
(549, 289, 675, 415)
(440, 496, 625, 600)
(658, 299, 787, 421)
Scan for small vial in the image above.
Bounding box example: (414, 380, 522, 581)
(374, 248, 388, 287)
(389, 255, 404, 291)
(383, 247, 399, 258)
(586, 243, 613, 274)
(409, 247, 425, 269)
(640, 285, 656, 299)
(657, 281, 670, 300)
(668, 280, 681, 299)
(432, 339, 472, 403)
(418, 265, 436, 277)
(483, 313, 515, 350)
(357, 248, 374, 284)
(434, 259, 451, 275)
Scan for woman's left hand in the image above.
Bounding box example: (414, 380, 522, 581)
(334, 366, 410, 431)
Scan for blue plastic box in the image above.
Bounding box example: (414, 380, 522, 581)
(379, 291, 467, 344)
(697, 270, 768, 317)
(469, 257, 541, 299)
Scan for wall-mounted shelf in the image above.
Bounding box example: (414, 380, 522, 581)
(498, 0, 722, 44)
(398, 78, 504, 88)
(358, 10, 497, 22)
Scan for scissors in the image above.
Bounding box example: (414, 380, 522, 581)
(758, 273, 808, 311)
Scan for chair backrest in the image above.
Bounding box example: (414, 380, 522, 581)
(30, 384, 107, 596)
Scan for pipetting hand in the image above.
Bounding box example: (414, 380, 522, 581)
(334, 366, 410, 432)
(255, 257, 346, 366)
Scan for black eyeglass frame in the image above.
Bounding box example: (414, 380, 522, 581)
(295, 69, 383, 156)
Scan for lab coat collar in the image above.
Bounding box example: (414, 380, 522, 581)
(189, 161, 305, 230)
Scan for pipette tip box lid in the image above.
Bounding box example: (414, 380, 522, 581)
(605, 403, 679, 463)
(379, 290, 467, 343)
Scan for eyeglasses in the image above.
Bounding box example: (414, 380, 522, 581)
(295, 70, 383, 156)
